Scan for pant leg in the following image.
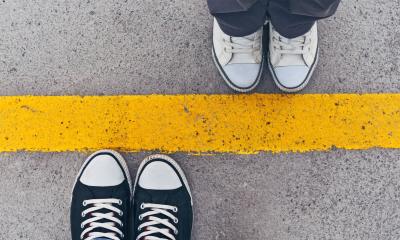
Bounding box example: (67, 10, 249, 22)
(208, 0, 268, 37)
(269, 0, 341, 38)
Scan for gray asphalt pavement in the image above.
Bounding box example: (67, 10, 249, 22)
(1, 0, 400, 239)
(1, 0, 400, 95)
(2, 151, 400, 240)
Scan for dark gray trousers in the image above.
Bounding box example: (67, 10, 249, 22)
(208, 0, 340, 38)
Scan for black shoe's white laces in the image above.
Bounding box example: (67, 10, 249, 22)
(80, 198, 124, 240)
(136, 203, 179, 240)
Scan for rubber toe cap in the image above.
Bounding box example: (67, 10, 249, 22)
(138, 161, 182, 190)
(273, 65, 310, 89)
(80, 154, 125, 187)
(223, 63, 261, 89)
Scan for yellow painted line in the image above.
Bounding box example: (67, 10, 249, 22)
(0, 94, 399, 153)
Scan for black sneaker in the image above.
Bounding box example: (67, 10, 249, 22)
(132, 154, 193, 240)
(70, 150, 132, 240)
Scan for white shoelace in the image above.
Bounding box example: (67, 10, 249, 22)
(80, 198, 124, 240)
(222, 34, 260, 55)
(272, 30, 311, 55)
(136, 203, 179, 240)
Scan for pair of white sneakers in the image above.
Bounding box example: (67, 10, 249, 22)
(212, 19, 319, 92)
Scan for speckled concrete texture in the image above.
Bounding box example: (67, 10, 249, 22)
(1, 0, 400, 95)
(1, 0, 400, 239)
(1, 150, 400, 240)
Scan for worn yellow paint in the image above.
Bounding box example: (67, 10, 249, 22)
(0, 94, 399, 153)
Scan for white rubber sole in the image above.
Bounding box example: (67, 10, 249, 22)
(133, 154, 193, 205)
(268, 49, 319, 93)
(71, 149, 133, 203)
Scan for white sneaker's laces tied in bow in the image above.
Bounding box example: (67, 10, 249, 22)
(80, 198, 124, 240)
(136, 203, 179, 240)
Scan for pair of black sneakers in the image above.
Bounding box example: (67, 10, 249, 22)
(70, 150, 193, 240)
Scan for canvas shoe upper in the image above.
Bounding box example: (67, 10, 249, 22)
(132, 154, 193, 240)
(212, 18, 264, 92)
(268, 23, 318, 92)
(70, 150, 132, 240)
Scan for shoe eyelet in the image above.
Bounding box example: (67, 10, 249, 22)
(81, 223, 84, 229)
(138, 226, 141, 231)
(81, 212, 85, 218)
(118, 200, 123, 205)
(82, 201, 87, 206)
(174, 218, 179, 224)
(119, 211, 123, 216)
(139, 215, 143, 220)
(140, 203, 145, 209)
(174, 230, 178, 235)
(173, 207, 178, 213)
(121, 233, 124, 238)
(121, 222, 124, 227)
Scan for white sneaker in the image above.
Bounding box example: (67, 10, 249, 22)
(212, 18, 264, 92)
(268, 23, 319, 92)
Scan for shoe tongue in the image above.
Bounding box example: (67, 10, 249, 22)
(232, 33, 255, 42)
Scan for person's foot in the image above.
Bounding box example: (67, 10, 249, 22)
(132, 154, 193, 240)
(71, 150, 132, 240)
(212, 18, 264, 92)
(268, 23, 318, 92)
